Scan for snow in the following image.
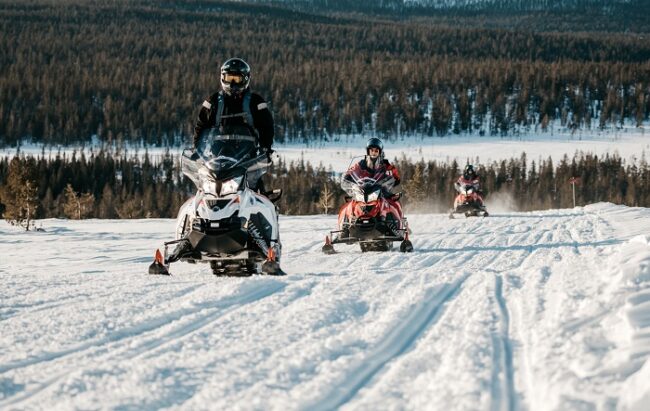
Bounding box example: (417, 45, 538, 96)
(3, 127, 650, 173)
(1, 203, 650, 409)
(278, 129, 650, 172)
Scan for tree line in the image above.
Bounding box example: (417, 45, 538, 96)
(1, 150, 648, 227)
(1, 0, 649, 147)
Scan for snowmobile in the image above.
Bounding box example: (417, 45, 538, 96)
(449, 183, 489, 218)
(322, 158, 413, 254)
(148, 131, 284, 276)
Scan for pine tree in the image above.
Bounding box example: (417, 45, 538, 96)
(317, 179, 335, 214)
(63, 184, 95, 219)
(97, 184, 116, 219)
(0, 157, 40, 230)
(404, 162, 427, 211)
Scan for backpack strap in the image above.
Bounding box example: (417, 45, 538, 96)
(242, 91, 259, 139)
(213, 90, 258, 140)
(242, 91, 253, 125)
(214, 91, 225, 129)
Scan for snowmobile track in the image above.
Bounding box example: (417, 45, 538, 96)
(490, 274, 517, 411)
(307, 273, 470, 410)
(0, 282, 286, 408)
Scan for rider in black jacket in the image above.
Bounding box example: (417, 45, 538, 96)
(192, 58, 274, 155)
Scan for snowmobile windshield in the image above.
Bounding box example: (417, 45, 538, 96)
(459, 184, 476, 195)
(198, 131, 256, 164)
(182, 130, 268, 189)
(341, 160, 396, 201)
(195, 130, 261, 179)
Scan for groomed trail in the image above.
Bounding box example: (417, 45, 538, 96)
(1, 203, 649, 410)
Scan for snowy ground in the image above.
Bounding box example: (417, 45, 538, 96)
(1, 203, 650, 410)
(277, 129, 650, 172)
(3, 127, 650, 173)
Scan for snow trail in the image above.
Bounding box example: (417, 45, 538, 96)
(1, 203, 650, 409)
(308, 275, 469, 411)
(491, 274, 516, 411)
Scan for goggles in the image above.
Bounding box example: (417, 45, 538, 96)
(368, 147, 381, 156)
(222, 73, 245, 84)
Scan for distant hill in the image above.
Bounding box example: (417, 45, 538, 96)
(250, 0, 639, 13)
(0, 0, 649, 147)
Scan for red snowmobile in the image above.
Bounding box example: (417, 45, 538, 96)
(322, 161, 413, 253)
(449, 181, 489, 218)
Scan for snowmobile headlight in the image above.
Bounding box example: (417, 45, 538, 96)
(198, 168, 219, 194)
(201, 179, 218, 194)
(349, 185, 364, 202)
(366, 189, 380, 203)
(220, 176, 243, 196)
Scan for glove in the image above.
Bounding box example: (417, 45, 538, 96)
(262, 147, 274, 160)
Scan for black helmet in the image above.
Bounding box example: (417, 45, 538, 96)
(464, 164, 476, 178)
(220, 58, 251, 97)
(366, 137, 383, 157)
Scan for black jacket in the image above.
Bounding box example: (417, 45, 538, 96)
(193, 90, 274, 150)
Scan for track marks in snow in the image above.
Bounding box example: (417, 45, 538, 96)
(490, 275, 517, 411)
(121, 281, 289, 361)
(308, 274, 469, 410)
(0, 283, 206, 374)
(2, 206, 641, 409)
(0, 281, 287, 407)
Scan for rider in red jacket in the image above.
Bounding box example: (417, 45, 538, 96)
(454, 164, 485, 205)
(344, 137, 400, 192)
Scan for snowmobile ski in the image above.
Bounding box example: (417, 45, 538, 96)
(148, 249, 170, 275)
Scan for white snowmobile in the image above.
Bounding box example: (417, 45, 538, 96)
(148, 132, 284, 276)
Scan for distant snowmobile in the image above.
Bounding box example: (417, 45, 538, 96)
(322, 158, 413, 254)
(148, 131, 284, 276)
(449, 183, 489, 218)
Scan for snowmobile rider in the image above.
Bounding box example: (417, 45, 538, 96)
(344, 137, 401, 197)
(192, 57, 275, 192)
(455, 164, 484, 197)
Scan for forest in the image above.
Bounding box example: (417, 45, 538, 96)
(1, 151, 647, 223)
(1, 0, 649, 146)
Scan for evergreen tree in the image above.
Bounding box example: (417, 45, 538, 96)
(404, 162, 427, 211)
(63, 184, 95, 219)
(317, 179, 335, 214)
(0, 157, 39, 230)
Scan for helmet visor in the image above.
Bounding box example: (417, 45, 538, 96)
(222, 73, 245, 84)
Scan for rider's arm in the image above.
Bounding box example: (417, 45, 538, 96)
(251, 94, 274, 151)
(385, 162, 401, 186)
(193, 93, 218, 148)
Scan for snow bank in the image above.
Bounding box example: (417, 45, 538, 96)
(615, 235, 650, 410)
